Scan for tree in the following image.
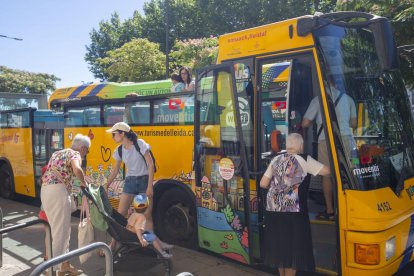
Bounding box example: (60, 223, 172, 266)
(169, 37, 218, 72)
(85, 12, 144, 80)
(96, 38, 166, 82)
(0, 66, 60, 94)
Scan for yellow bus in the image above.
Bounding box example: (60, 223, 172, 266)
(0, 108, 64, 199)
(6, 11, 414, 275)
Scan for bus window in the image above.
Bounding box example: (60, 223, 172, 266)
(65, 109, 84, 126)
(130, 101, 150, 124)
(153, 96, 194, 125)
(84, 107, 101, 126)
(6, 111, 30, 128)
(104, 105, 125, 125)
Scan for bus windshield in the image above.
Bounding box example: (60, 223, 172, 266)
(314, 22, 414, 192)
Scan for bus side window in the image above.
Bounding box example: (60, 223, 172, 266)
(83, 108, 101, 126)
(66, 110, 84, 126)
(131, 103, 150, 124)
(104, 106, 124, 125)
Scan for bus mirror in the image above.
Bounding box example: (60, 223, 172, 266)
(369, 20, 400, 71)
(270, 130, 282, 153)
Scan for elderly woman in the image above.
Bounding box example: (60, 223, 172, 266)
(41, 134, 90, 275)
(260, 133, 330, 276)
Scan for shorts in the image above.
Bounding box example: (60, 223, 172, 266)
(318, 136, 355, 177)
(123, 175, 149, 195)
(143, 230, 156, 243)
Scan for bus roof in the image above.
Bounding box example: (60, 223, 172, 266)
(49, 80, 172, 108)
(217, 16, 314, 62)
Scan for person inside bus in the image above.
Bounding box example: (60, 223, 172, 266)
(301, 76, 357, 221)
(179, 66, 195, 91)
(260, 133, 330, 276)
(41, 134, 90, 275)
(105, 122, 155, 249)
(124, 92, 140, 124)
(171, 73, 185, 92)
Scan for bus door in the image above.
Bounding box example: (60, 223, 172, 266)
(33, 110, 64, 196)
(256, 53, 339, 273)
(195, 63, 252, 264)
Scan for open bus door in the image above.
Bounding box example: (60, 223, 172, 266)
(194, 63, 253, 264)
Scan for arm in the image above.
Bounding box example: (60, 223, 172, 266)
(350, 117, 357, 129)
(260, 175, 271, 189)
(144, 151, 154, 198)
(134, 226, 148, 247)
(106, 159, 122, 186)
(318, 165, 330, 176)
(71, 159, 87, 187)
(301, 118, 313, 128)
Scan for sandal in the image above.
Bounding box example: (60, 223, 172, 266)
(316, 211, 335, 221)
(57, 263, 81, 276)
(97, 249, 105, 257)
(159, 250, 172, 259)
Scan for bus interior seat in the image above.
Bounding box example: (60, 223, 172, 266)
(131, 105, 150, 124)
(105, 108, 124, 125)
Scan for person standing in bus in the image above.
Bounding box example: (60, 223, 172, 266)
(41, 134, 90, 275)
(179, 66, 195, 91)
(171, 73, 185, 92)
(301, 76, 357, 221)
(260, 133, 330, 276)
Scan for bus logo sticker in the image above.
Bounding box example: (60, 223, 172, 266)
(68, 132, 73, 141)
(352, 164, 380, 178)
(406, 186, 414, 200)
(219, 158, 234, 180)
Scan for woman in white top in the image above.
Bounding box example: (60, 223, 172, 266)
(179, 66, 195, 91)
(260, 133, 330, 276)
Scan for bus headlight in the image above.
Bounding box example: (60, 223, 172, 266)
(385, 236, 396, 261)
(355, 243, 380, 265)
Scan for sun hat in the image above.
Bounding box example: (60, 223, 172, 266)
(133, 194, 149, 210)
(105, 122, 131, 133)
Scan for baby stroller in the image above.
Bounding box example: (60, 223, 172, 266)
(81, 185, 173, 276)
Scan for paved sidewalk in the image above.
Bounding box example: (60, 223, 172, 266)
(0, 198, 272, 276)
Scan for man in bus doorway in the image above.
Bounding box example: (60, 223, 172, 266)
(301, 75, 357, 221)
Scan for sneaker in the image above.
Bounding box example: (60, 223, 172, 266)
(159, 250, 172, 259)
(162, 243, 174, 250)
(316, 211, 335, 221)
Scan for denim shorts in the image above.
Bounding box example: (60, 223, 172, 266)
(123, 175, 149, 195)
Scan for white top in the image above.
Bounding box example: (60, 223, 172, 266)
(113, 139, 150, 177)
(303, 88, 356, 141)
(264, 154, 324, 178)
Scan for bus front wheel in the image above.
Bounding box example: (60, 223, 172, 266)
(155, 188, 196, 249)
(0, 164, 15, 199)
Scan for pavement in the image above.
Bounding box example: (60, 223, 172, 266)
(0, 197, 272, 276)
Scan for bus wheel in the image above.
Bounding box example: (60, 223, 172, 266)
(155, 188, 196, 249)
(0, 164, 15, 199)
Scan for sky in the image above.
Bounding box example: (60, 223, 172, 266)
(0, 0, 146, 89)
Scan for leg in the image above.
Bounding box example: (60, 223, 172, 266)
(144, 198, 154, 230)
(118, 193, 134, 217)
(285, 268, 296, 276)
(278, 268, 285, 276)
(41, 184, 72, 270)
(322, 176, 334, 214)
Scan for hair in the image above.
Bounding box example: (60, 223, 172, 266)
(179, 66, 192, 84)
(171, 73, 181, 82)
(71, 134, 91, 150)
(124, 130, 138, 143)
(286, 133, 304, 153)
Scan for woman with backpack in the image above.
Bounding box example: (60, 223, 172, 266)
(106, 122, 155, 219)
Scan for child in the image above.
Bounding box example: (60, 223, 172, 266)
(127, 194, 173, 258)
(171, 73, 185, 93)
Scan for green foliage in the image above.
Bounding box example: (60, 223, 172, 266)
(96, 38, 166, 82)
(0, 66, 60, 94)
(85, 12, 144, 80)
(169, 37, 218, 72)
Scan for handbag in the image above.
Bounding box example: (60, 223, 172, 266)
(78, 196, 94, 264)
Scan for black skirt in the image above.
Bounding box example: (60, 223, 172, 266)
(263, 211, 315, 272)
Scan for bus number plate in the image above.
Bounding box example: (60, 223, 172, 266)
(377, 201, 392, 212)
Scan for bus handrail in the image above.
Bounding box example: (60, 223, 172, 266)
(30, 242, 113, 276)
(0, 219, 53, 275)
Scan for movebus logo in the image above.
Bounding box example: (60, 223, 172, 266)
(352, 165, 380, 178)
